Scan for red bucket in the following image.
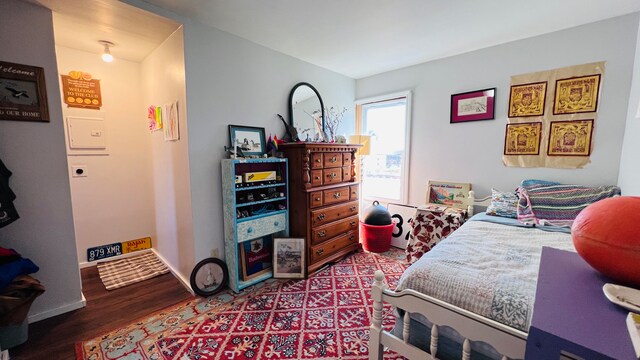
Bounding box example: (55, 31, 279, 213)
(360, 220, 394, 253)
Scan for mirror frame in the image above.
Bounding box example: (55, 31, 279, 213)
(288, 82, 325, 141)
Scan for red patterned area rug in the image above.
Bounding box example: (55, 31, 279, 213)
(76, 249, 408, 359)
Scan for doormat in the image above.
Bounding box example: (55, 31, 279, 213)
(97, 251, 170, 290)
(77, 249, 408, 359)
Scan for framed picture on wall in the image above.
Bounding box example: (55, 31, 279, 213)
(229, 125, 266, 156)
(0, 60, 49, 122)
(508, 81, 547, 117)
(450, 88, 496, 123)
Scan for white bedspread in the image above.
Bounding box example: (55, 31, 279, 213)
(395, 220, 575, 332)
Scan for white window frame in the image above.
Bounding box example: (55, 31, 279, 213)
(355, 90, 412, 204)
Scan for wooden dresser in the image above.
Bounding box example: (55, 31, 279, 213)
(280, 143, 361, 275)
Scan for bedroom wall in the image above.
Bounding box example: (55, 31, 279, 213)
(0, 0, 83, 321)
(617, 18, 640, 196)
(141, 27, 195, 282)
(55, 46, 156, 264)
(355, 13, 639, 203)
(123, 0, 356, 268)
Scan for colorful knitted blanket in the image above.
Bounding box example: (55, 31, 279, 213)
(516, 179, 620, 228)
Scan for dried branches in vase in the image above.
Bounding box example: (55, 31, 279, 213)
(313, 106, 347, 142)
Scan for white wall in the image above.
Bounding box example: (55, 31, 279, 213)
(618, 18, 640, 195)
(356, 14, 639, 203)
(0, 0, 83, 320)
(141, 27, 195, 280)
(55, 46, 156, 263)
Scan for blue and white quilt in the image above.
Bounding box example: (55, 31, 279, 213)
(395, 219, 575, 332)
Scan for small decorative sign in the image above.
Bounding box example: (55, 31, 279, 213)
(87, 242, 122, 262)
(508, 82, 547, 117)
(387, 203, 417, 249)
(547, 120, 594, 156)
(553, 74, 601, 115)
(239, 236, 273, 281)
(504, 122, 543, 155)
(122, 237, 152, 254)
(0, 60, 49, 122)
(426, 181, 471, 210)
(61, 70, 102, 110)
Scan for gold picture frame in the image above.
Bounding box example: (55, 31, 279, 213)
(547, 120, 594, 156)
(508, 81, 547, 117)
(504, 122, 543, 155)
(553, 74, 601, 115)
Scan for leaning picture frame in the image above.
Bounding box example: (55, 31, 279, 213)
(426, 180, 472, 210)
(228, 125, 266, 157)
(273, 237, 305, 279)
(239, 235, 273, 281)
(450, 88, 495, 123)
(0, 60, 49, 122)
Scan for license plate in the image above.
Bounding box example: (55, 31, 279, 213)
(122, 237, 152, 254)
(87, 242, 122, 262)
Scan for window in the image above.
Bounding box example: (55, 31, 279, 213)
(356, 92, 411, 203)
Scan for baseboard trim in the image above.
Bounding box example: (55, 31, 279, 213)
(78, 248, 154, 269)
(28, 295, 86, 323)
(151, 249, 194, 296)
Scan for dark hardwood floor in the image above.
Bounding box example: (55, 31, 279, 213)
(9, 266, 193, 359)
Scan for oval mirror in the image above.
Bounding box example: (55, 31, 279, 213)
(289, 82, 325, 142)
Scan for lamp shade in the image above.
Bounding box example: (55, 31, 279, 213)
(348, 135, 371, 156)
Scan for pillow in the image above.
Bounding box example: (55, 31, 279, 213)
(516, 179, 621, 227)
(485, 189, 518, 218)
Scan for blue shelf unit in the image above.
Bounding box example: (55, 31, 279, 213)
(221, 158, 289, 292)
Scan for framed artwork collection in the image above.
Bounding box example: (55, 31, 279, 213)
(228, 125, 266, 156)
(273, 237, 305, 279)
(0, 60, 49, 122)
(450, 88, 496, 123)
(508, 81, 547, 117)
(553, 74, 601, 115)
(547, 119, 594, 156)
(426, 181, 471, 210)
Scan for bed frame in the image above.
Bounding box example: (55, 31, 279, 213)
(369, 190, 528, 360)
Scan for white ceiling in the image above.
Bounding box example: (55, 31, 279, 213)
(24, 0, 640, 77)
(27, 0, 180, 62)
(137, 0, 640, 79)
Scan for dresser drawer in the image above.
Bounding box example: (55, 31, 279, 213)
(323, 152, 343, 168)
(310, 191, 323, 208)
(311, 170, 323, 187)
(342, 153, 352, 167)
(323, 168, 342, 185)
(310, 231, 358, 263)
(342, 166, 351, 182)
(311, 201, 358, 227)
(349, 185, 359, 201)
(311, 153, 323, 169)
(323, 186, 350, 206)
(311, 215, 359, 245)
(237, 213, 286, 242)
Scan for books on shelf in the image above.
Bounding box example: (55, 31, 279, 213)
(628, 312, 640, 359)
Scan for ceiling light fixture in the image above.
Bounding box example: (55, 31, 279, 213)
(99, 40, 114, 63)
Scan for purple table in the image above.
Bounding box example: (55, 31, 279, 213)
(525, 247, 636, 360)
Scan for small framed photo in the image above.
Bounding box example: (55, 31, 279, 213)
(553, 74, 601, 115)
(508, 81, 547, 117)
(273, 237, 305, 279)
(229, 125, 266, 156)
(426, 181, 471, 210)
(547, 119, 594, 156)
(504, 122, 543, 155)
(190, 258, 229, 297)
(0, 60, 49, 122)
(450, 88, 495, 123)
(239, 235, 273, 281)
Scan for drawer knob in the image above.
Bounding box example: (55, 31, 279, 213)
(350, 221, 356, 226)
(333, 192, 341, 199)
(315, 197, 321, 201)
(318, 230, 326, 238)
(315, 158, 321, 163)
(350, 206, 356, 211)
(349, 235, 355, 241)
(274, 221, 279, 226)
(317, 214, 325, 220)
(247, 227, 253, 233)
(330, 156, 337, 163)
(315, 176, 320, 180)
(316, 249, 324, 256)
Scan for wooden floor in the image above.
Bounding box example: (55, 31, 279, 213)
(10, 266, 193, 360)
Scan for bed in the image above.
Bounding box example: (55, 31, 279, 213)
(369, 201, 575, 359)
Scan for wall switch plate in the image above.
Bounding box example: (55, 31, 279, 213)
(72, 165, 87, 177)
(211, 248, 219, 259)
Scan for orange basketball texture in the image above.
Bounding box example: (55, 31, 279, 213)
(572, 196, 640, 286)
